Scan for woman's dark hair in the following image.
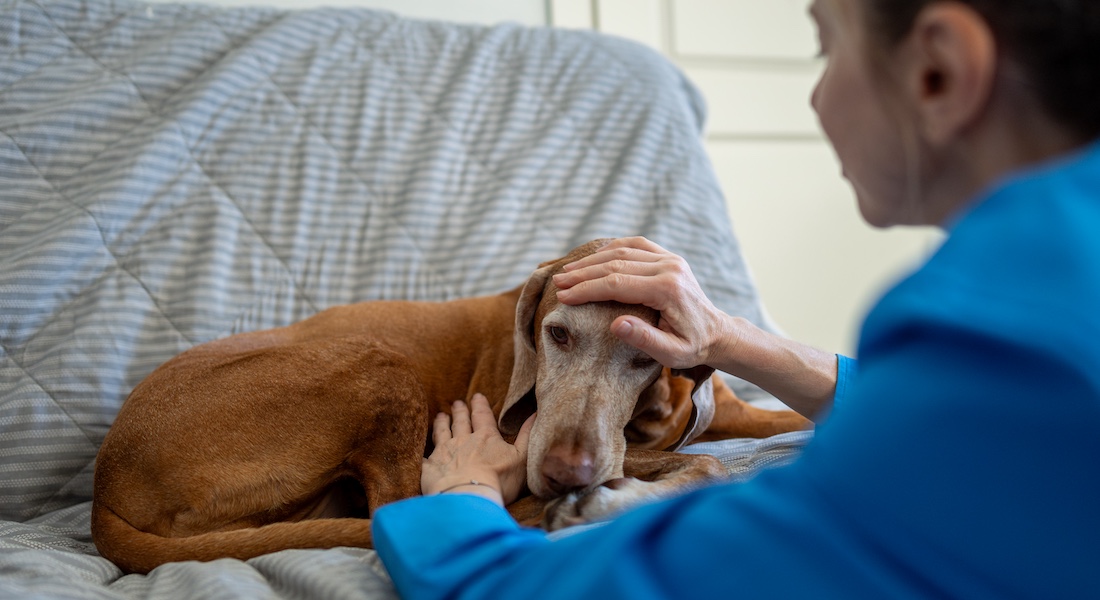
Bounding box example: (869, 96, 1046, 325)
(865, 0, 1100, 141)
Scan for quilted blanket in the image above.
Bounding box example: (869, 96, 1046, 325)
(0, 0, 810, 596)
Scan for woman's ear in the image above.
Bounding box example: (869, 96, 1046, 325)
(904, 2, 997, 145)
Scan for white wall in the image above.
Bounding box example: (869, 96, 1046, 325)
(552, 0, 941, 355)
(143, 0, 547, 26)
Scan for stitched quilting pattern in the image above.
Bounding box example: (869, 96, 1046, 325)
(0, 0, 775, 529)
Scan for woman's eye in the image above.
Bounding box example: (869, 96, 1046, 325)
(548, 326, 569, 345)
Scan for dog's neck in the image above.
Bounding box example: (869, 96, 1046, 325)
(366, 286, 523, 418)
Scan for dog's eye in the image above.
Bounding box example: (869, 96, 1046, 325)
(548, 325, 569, 345)
(631, 355, 657, 369)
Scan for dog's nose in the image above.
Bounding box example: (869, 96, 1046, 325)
(541, 448, 596, 495)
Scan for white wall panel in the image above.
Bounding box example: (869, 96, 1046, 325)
(596, 0, 663, 50)
(672, 0, 817, 59)
(550, 0, 594, 29)
(686, 64, 823, 137)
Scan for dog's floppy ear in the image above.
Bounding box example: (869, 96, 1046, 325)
(667, 364, 717, 450)
(498, 261, 556, 436)
(498, 239, 614, 436)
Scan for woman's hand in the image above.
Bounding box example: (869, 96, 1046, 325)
(553, 236, 838, 422)
(553, 236, 737, 370)
(422, 393, 535, 507)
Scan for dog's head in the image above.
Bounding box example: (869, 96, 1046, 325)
(499, 239, 716, 498)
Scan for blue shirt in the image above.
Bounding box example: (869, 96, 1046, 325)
(372, 141, 1100, 599)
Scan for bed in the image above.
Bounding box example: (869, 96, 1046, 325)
(0, 0, 813, 596)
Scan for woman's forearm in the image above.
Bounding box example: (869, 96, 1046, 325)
(709, 316, 839, 422)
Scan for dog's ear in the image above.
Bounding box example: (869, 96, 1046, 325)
(498, 261, 556, 436)
(499, 238, 613, 436)
(666, 365, 717, 450)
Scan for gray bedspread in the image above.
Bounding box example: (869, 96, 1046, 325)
(0, 0, 809, 596)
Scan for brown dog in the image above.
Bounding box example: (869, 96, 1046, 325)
(91, 239, 811, 573)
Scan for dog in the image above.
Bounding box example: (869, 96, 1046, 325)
(91, 239, 812, 573)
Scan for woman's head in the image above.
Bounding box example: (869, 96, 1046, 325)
(809, 0, 1100, 228)
(864, 1, 1100, 141)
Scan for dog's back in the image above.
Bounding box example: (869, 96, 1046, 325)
(92, 291, 519, 574)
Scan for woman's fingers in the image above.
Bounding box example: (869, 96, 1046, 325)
(610, 315, 691, 368)
(555, 254, 662, 284)
(439, 395, 499, 441)
(555, 271, 667, 306)
(450, 399, 471, 436)
(553, 238, 687, 307)
(432, 411, 451, 444)
(559, 241, 664, 276)
(469, 393, 498, 435)
(587, 236, 667, 260)
(513, 412, 536, 454)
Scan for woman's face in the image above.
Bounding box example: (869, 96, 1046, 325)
(809, 0, 918, 227)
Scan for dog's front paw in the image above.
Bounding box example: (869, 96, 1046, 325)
(542, 478, 661, 531)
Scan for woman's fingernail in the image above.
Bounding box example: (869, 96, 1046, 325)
(615, 320, 633, 337)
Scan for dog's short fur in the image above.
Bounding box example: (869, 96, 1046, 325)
(91, 240, 811, 574)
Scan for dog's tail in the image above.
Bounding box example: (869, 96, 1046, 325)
(91, 503, 375, 574)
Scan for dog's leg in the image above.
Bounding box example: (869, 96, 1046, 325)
(540, 449, 727, 530)
(343, 416, 427, 515)
(506, 495, 553, 527)
(693, 376, 813, 442)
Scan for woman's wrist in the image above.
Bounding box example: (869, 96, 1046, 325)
(437, 482, 504, 506)
(707, 315, 837, 422)
(435, 480, 494, 494)
(427, 474, 505, 506)
(705, 314, 752, 373)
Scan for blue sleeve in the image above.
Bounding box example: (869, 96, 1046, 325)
(371, 494, 551, 599)
(373, 312, 1098, 599)
(832, 353, 857, 410)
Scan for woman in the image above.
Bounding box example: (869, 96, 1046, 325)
(372, 0, 1100, 596)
